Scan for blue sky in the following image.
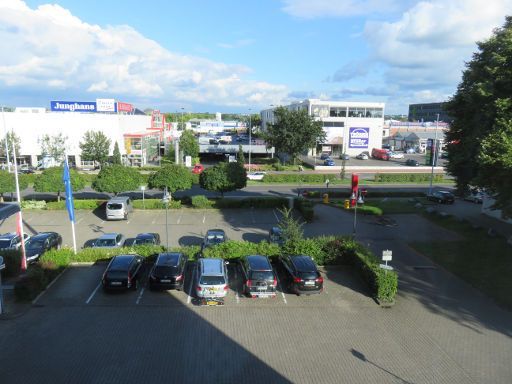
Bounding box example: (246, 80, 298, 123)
(1, 0, 511, 114)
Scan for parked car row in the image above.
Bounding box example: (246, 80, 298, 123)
(0, 231, 61, 263)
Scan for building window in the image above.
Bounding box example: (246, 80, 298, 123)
(330, 107, 347, 117)
(348, 107, 365, 117)
(323, 122, 345, 127)
(312, 105, 329, 118)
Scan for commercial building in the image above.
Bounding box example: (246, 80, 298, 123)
(408, 102, 451, 123)
(1, 100, 176, 168)
(260, 99, 385, 156)
(383, 121, 449, 152)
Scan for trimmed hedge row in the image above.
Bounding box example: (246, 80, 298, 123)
(191, 195, 214, 208)
(214, 197, 288, 209)
(374, 173, 444, 183)
(262, 173, 338, 183)
(294, 198, 314, 222)
(46, 199, 106, 210)
(132, 199, 182, 209)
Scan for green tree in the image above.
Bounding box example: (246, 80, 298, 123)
(112, 141, 122, 165)
(147, 164, 193, 196)
(237, 144, 246, 165)
(445, 17, 512, 216)
(265, 107, 326, 164)
(0, 171, 28, 202)
(39, 133, 67, 163)
(34, 167, 86, 202)
(179, 130, 199, 158)
(278, 206, 304, 255)
(199, 162, 246, 197)
(0, 132, 21, 160)
(79, 130, 111, 167)
(92, 165, 142, 195)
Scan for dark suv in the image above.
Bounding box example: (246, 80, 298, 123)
(279, 255, 323, 295)
(240, 255, 277, 298)
(149, 252, 187, 291)
(427, 190, 455, 204)
(102, 254, 144, 291)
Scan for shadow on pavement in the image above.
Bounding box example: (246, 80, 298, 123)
(178, 235, 203, 246)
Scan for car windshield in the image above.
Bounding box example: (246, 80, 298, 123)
(26, 239, 45, 250)
(299, 271, 318, 280)
(95, 239, 116, 247)
(107, 203, 123, 210)
(0, 239, 12, 249)
(135, 238, 154, 245)
(200, 276, 225, 285)
(206, 235, 225, 243)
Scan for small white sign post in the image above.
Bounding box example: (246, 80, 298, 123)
(185, 156, 192, 167)
(380, 249, 393, 271)
(140, 185, 146, 209)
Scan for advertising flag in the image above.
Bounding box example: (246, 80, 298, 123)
(62, 159, 75, 222)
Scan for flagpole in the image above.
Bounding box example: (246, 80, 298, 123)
(70, 216, 77, 254)
(11, 133, 27, 271)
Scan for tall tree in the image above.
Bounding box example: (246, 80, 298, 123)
(112, 141, 122, 164)
(0, 132, 21, 160)
(92, 165, 142, 195)
(277, 207, 304, 255)
(39, 133, 67, 162)
(199, 162, 246, 197)
(237, 144, 246, 166)
(0, 171, 28, 202)
(179, 130, 199, 158)
(445, 16, 512, 216)
(265, 107, 326, 164)
(79, 130, 111, 167)
(34, 167, 86, 202)
(147, 164, 193, 195)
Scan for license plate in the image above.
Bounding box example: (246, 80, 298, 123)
(110, 281, 122, 286)
(205, 300, 224, 306)
(160, 279, 171, 283)
(257, 286, 267, 290)
(304, 281, 315, 286)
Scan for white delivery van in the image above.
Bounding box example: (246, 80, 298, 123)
(106, 196, 133, 220)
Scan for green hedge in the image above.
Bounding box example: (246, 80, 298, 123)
(214, 197, 288, 209)
(132, 199, 182, 209)
(374, 173, 444, 183)
(21, 200, 48, 209)
(294, 198, 314, 222)
(46, 199, 106, 210)
(0, 249, 22, 277)
(191, 195, 214, 209)
(202, 241, 281, 260)
(262, 173, 338, 183)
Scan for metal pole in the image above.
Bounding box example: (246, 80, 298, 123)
(248, 109, 252, 173)
(429, 113, 439, 195)
(1, 106, 11, 171)
(353, 192, 358, 237)
(165, 201, 169, 250)
(12, 137, 27, 271)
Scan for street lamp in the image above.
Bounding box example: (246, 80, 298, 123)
(161, 187, 171, 250)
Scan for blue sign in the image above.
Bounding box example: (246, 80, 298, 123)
(349, 127, 369, 148)
(51, 101, 97, 112)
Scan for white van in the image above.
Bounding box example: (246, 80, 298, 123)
(106, 196, 133, 221)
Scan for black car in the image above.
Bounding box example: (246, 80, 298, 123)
(240, 255, 277, 298)
(24, 232, 62, 263)
(279, 255, 323, 295)
(149, 252, 188, 291)
(133, 233, 161, 246)
(102, 254, 144, 291)
(0, 232, 30, 250)
(405, 159, 420, 166)
(201, 229, 227, 254)
(427, 190, 455, 204)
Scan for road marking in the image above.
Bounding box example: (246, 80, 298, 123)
(135, 287, 145, 305)
(202, 212, 206, 224)
(273, 209, 279, 222)
(100, 220, 105, 225)
(177, 208, 183, 224)
(126, 220, 130, 224)
(235, 291, 240, 304)
(187, 266, 196, 304)
(76, 217, 84, 225)
(85, 283, 102, 304)
(275, 274, 287, 305)
(151, 217, 156, 224)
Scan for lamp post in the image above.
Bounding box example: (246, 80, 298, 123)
(181, 107, 185, 130)
(248, 108, 252, 173)
(162, 187, 170, 250)
(429, 113, 440, 195)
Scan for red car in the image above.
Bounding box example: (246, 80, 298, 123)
(192, 164, 204, 174)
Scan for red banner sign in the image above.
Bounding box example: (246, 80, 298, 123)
(117, 102, 133, 113)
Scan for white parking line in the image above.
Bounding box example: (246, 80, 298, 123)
(273, 209, 280, 222)
(135, 287, 145, 305)
(85, 283, 102, 304)
(202, 212, 206, 224)
(176, 209, 183, 224)
(275, 274, 287, 305)
(100, 220, 105, 225)
(151, 217, 156, 224)
(187, 267, 196, 304)
(126, 220, 130, 224)
(76, 217, 84, 225)
(233, 268, 240, 304)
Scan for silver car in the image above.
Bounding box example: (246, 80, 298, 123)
(92, 233, 126, 248)
(195, 258, 229, 298)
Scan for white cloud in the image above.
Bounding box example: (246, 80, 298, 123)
(0, 1, 287, 108)
(281, 0, 402, 19)
(217, 39, 255, 49)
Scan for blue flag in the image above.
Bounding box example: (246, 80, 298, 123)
(62, 158, 75, 222)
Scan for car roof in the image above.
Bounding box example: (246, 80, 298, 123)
(135, 233, 154, 239)
(206, 229, 225, 236)
(109, 254, 138, 269)
(437, 191, 453, 195)
(30, 232, 56, 240)
(156, 252, 182, 266)
(246, 255, 272, 270)
(200, 258, 224, 275)
(290, 255, 317, 272)
(98, 233, 120, 240)
(108, 196, 130, 202)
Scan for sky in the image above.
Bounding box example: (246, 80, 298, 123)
(0, 0, 511, 114)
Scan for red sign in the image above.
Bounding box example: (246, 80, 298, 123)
(117, 102, 133, 113)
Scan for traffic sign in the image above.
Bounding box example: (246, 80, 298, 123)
(382, 250, 392, 261)
(379, 264, 394, 271)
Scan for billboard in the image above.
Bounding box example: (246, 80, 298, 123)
(50, 101, 96, 112)
(96, 98, 117, 112)
(348, 127, 369, 148)
(117, 101, 133, 113)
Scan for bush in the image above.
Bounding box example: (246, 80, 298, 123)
(46, 199, 106, 210)
(1, 249, 22, 277)
(374, 173, 444, 183)
(202, 241, 281, 260)
(132, 199, 182, 209)
(263, 173, 337, 183)
(14, 264, 49, 301)
(350, 205, 383, 216)
(191, 195, 214, 209)
(214, 197, 288, 209)
(294, 198, 314, 222)
(21, 200, 47, 210)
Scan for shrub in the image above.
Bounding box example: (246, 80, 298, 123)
(21, 200, 47, 210)
(294, 198, 314, 222)
(374, 173, 444, 183)
(263, 173, 338, 183)
(14, 264, 50, 301)
(351, 205, 383, 216)
(191, 195, 214, 209)
(202, 241, 281, 260)
(132, 199, 182, 209)
(215, 197, 288, 209)
(46, 199, 106, 210)
(1, 249, 22, 277)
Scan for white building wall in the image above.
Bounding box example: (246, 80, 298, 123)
(2, 112, 151, 162)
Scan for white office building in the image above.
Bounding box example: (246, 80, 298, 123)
(260, 99, 385, 156)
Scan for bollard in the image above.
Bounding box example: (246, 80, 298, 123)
(323, 193, 329, 204)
